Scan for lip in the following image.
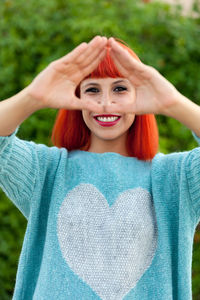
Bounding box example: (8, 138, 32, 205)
(93, 114, 121, 127)
(93, 114, 121, 117)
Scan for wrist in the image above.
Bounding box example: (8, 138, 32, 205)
(161, 93, 200, 137)
(161, 92, 185, 118)
(21, 86, 46, 111)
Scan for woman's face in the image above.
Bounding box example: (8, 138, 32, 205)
(80, 77, 136, 151)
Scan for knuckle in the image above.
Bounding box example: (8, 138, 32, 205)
(75, 54, 84, 65)
(78, 43, 88, 52)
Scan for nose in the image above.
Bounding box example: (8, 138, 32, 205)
(98, 92, 115, 107)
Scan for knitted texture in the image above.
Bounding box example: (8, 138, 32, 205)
(0, 129, 200, 300)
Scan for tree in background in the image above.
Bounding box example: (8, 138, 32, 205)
(0, 0, 200, 298)
(143, 0, 200, 16)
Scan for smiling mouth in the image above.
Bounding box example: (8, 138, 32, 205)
(93, 114, 121, 127)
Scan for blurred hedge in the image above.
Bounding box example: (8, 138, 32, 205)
(0, 0, 200, 298)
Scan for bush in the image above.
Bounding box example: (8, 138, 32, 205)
(0, 0, 200, 298)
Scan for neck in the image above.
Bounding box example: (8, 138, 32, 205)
(88, 134, 129, 157)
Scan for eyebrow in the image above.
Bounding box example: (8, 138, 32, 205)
(82, 80, 126, 89)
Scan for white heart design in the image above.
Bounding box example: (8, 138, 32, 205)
(57, 184, 157, 300)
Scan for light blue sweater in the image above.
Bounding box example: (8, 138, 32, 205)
(0, 128, 200, 300)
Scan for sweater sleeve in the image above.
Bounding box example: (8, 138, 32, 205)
(185, 133, 200, 220)
(152, 132, 200, 225)
(0, 128, 67, 219)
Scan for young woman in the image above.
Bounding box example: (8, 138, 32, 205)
(0, 36, 200, 300)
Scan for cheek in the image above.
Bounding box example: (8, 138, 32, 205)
(82, 94, 101, 104)
(80, 88, 100, 103)
(125, 114, 135, 128)
(82, 110, 87, 123)
(113, 90, 136, 104)
(82, 111, 92, 129)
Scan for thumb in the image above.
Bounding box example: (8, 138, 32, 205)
(63, 96, 105, 113)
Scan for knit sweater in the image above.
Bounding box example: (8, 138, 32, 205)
(0, 128, 200, 300)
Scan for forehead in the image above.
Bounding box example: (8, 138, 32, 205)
(80, 77, 130, 88)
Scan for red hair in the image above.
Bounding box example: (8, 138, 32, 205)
(51, 40, 159, 160)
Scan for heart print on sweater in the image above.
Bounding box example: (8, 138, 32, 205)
(57, 183, 158, 300)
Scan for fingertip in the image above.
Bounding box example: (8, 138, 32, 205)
(88, 36, 100, 45)
(93, 35, 100, 39)
(79, 42, 88, 50)
(89, 35, 107, 47)
(102, 36, 108, 45)
(93, 35, 101, 42)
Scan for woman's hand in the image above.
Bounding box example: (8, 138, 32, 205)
(108, 37, 200, 137)
(107, 37, 181, 115)
(26, 36, 107, 112)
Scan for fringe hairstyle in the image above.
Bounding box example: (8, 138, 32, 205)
(51, 40, 159, 160)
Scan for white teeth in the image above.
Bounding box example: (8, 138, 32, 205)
(96, 116, 119, 122)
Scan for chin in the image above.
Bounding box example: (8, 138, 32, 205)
(94, 132, 126, 141)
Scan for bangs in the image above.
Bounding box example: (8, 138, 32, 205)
(85, 48, 122, 79)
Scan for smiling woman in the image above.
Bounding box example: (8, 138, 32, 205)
(51, 42, 159, 160)
(80, 77, 136, 156)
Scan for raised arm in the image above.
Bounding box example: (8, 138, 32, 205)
(108, 37, 200, 137)
(162, 95, 200, 138)
(0, 88, 41, 136)
(0, 36, 107, 136)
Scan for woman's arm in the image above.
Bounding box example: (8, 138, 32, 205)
(0, 36, 107, 137)
(163, 94, 200, 138)
(108, 37, 200, 137)
(0, 88, 42, 136)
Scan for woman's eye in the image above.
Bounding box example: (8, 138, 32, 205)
(114, 86, 127, 92)
(85, 87, 99, 93)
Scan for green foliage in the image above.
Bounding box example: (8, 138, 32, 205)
(193, 230, 200, 300)
(0, 191, 26, 299)
(0, 0, 200, 298)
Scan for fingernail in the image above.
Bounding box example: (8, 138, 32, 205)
(93, 35, 100, 41)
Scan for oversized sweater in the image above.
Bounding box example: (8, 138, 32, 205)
(0, 128, 200, 300)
